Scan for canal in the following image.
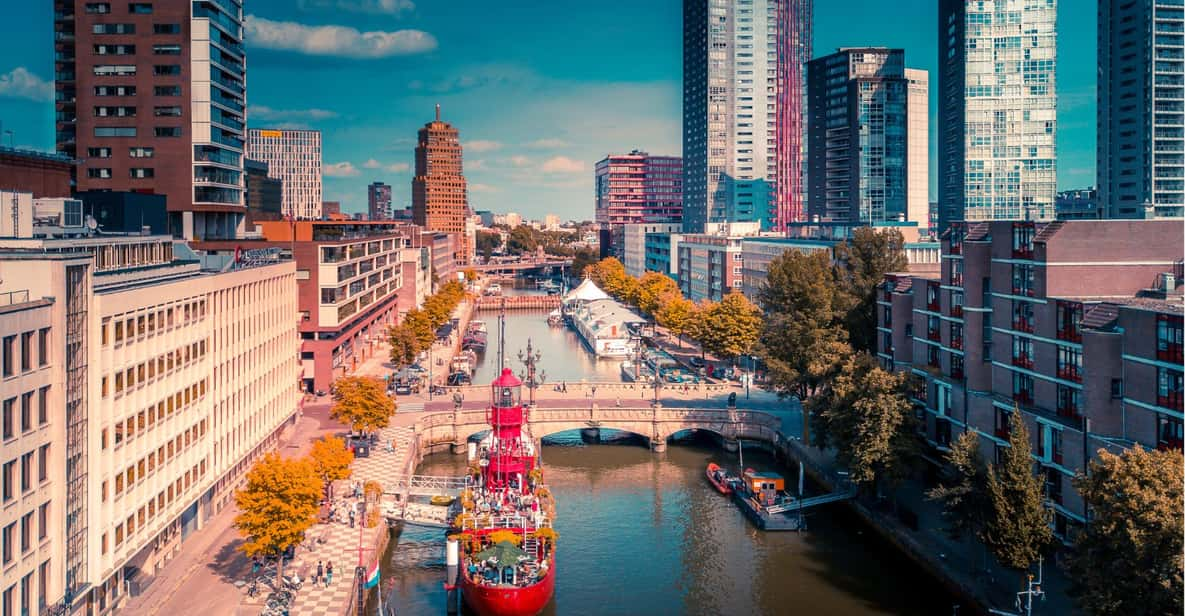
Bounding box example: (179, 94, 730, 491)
(377, 308, 956, 615)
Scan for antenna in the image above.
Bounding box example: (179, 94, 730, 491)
(497, 295, 507, 372)
(435, 103, 441, 122)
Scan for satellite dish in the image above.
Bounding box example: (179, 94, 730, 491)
(85, 216, 98, 231)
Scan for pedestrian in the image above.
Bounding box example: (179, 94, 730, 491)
(561, 381, 567, 393)
(315, 560, 323, 585)
(326, 562, 334, 587)
(349, 509, 356, 528)
(252, 557, 260, 575)
(615, 396, 621, 407)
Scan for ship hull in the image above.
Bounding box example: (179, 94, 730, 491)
(460, 562, 555, 616)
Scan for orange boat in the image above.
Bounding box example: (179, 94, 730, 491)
(705, 463, 733, 494)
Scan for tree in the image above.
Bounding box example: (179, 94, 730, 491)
(387, 323, 421, 367)
(463, 269, 478, 283)
(1068, 446, 1183, 616)
(475, 230, 502, 259)
(506, 225, 539, 255)
(982, 409, 1052, 573)
(308, 436, 353, 498)
(571, 247, 599, 280)
(234, 452, 323, 586)
(807, 354, 918, 485)
(402, 309, 436, 351)
(634, 272, 680, 316)
(585, 257, 632, 299)
(654, 292, 696, 347)
(834, 228, 908, 353)
(330, 376, 393, 434)
(698, 292, 762, 364)
(927, 430, 991, 541)
(757, 250, 851, 402)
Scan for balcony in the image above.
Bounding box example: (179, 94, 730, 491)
(1013, 391, 1034, 406)
(1158, 344, 1184, 363)
(1012, 319, 1034, 334)
(1013, 246, 1034, 259)
(950, 274, 964, 287)
(927, 299, 941, 312)
(995, 425, 1011, 439)
(951, 305, 963, 318)
(1012, 354, 1034, 369)
(1056, 366, 1081, 383)
(927, 329, 942, 342)
(1051, 451, 1063, 465)
(951, 337, 964, 351)
(1056, 405, 1083, 423)
(1157, 393, 1184, 411)
(1158, 438, 1184, 452)
(1011, 284, 1035, 298)
(1056, 327, 1082, 343)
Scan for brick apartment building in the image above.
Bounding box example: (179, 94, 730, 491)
(878, 219, 1183, 540)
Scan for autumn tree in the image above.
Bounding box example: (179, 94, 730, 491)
(654, 292, 696, 347)
(833, 227, 908, 353)
(331, 376, 393, 434)
(1067, 446, 1183, 616)
(698, 291, 762, 365)
(585, 257, 632, 300)
(401, 309, 437, 351)
(757, 250, 851, 402)
(685, 299, 717, 357)
(308, 436, 353, 498)
(807, 354, 918, 485)
(981, 410, 1051, 574)
(927, 430, 991, 541)
(634, 272, 680, 317)
(235, 453, 323, 586)
(387, 323, 420, 367)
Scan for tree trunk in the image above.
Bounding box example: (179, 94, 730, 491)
(277, 548, 285, 590)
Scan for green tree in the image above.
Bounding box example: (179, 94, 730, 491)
(807, 354, 918, 485)
(234, 453, 323, 586)
(330, 376, 393, 434)
(506, 225, 539, 255)
(698, 291, 762, 364)
(757, 250, 850, 402)
(475, 230, 502, 260)
(387, 323, 421, 367)
(308, 435, 353, 496)
(1068, 446, 1183, 616)
(654, 292, 696, 347)
(634, 272, 680, 316)
(927, 430, 991, 541)
(982, 409, 1052, 573)
(833, 228, 908, 353)
(571, 247, 599, 280)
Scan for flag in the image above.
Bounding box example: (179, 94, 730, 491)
(364, 560, 381, 589)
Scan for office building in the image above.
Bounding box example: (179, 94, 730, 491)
(595, 151, 683, 257)
(878, 219, 1183, 539)
(806, 49, 928, 226)
(1099, 0, 1185, 218)
(937, 0, 1058, 229)
(676, 222, 760, 301)
(243, 159, 282, 226)
(621, 223, 683, 278)
(0, 147, 73, 198)
(246, 129, 322, 220)
(412, 106, 473, 267)
(1056, 188, 1100, 220)
(368, 182, 392, 221)
(54, 0, 248, 240)
(683, 0, 812, 232)
(0, 195, 298, 613)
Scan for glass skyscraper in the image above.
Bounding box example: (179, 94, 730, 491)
(937, 0, 1058, 229)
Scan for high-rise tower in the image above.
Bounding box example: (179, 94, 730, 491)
(368, 182, 392, 221)
(937, 0, 1058, 229)
(246, 129, 323, 220)
(412, 105, 472, 266)
(683, 0, 812, 233)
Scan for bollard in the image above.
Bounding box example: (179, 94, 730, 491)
(445, 537, 460, 614)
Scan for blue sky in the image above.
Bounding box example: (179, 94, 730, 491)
(0, 0, 1096, 220)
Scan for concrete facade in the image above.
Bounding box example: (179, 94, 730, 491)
(622, 223, 682, 279)
(412, 107, 473, 267)
(246, 129, 322, 221)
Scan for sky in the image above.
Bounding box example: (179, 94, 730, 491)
(0, 0, 1096, 220)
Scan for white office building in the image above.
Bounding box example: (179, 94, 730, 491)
(246, 129, 323, 220)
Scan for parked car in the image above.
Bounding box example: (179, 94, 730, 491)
(688, 357, 705, 369)
(394, 383, 412, 395)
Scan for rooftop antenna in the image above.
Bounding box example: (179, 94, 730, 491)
(435, 103, 441, 122)
(498, 295, 507, 373)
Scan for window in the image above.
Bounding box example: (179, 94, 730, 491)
(154, 106, 182, 117)
(1157, 314, 1183, 362)
(129, 2, 153, 13)
(1057, 385, 1081, 420)
(38, 387, 48, 426)
(1057, 346, 1082, 382)
(152, 65, 181, 76)
(37, 445, 47, 483)
(92, 23, 135, 34)
(1056, 301, 1083, 342)
(94, 85, 136, 97)
(1012, 373, 1034, 405)
(87, 168, 113, 179)
(129, 147, 154, 158)
(950, 354, 965, 379)
(20, 513, 30, 553)
(2, 398, 12, 439)
(1045, 467, 1063, 504)
(20, 393, 31, 433)
(129, 168, 155, 179)
(94, 127, 136, 137)
(2, 335, 13, 376)
(1, 461, 12, 502)
(1012, 301, 1034, 333)
(153, 23, 181, 34)
(88, 147, 112, 158)
(1012, 222, 1035, 258)
(93, 44, 135, 55)
(20, 332, 31, 372)
(1011, 264, 1035, 296)
(1157, 414, 1183, 451)
(1157, 367, 1183, 411)
(1012, 337, 1034, 368)
(19, 453, 30, 492)
(2, 522, 12, 564)
(927, 316, 941, 341)
(152, 44, 181, 55)
(38, 329, 48, 367)
(995, 407, 1013, 439)
(85, 2, 111, 12)
(926, 282, 940, 311)
(951, 290, 964, 317)
(154, 85, 181, 96)
(154, 127, 182, 137)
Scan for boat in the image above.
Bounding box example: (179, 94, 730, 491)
(453, 368, 557, 615)
(484, 283, 503, 297)
(430, 495, 455, 507)
(705, 463, 734, 495)
(731, 469, 803, 531)
(546, 309, 563, 327)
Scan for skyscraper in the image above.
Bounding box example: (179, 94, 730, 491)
(595, 151, 683, 256)
(806, 48, 929, 226)
(412, 105, 472, 266)
(54, 0, 247, 240)
(1098, 0, 1185, 218)
(937, 0, 1058, 229)
(368, 181, 392, 221)
(682, 0, 812, 233)
(246, 129, 323, 220)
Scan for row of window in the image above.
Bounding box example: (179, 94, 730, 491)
(92, 64, 180, 76)
(0, 559, 49, 616)
(104, 457, 208, 558)
(0, 501, 50, 566)
(100, 340, 208, 398)
(93, 106, 183, 117)
(100, 299, 207, 347)
(86, 2, 154, 14)
(88, 146, 154, 158)
(94, 84, 180, 97)
(103, 415, 207, 503)
(92, 22, 180, 35)
(87, 168, 154, 179)
(1, 330, 49, 379)
(93, 43, 181, 55)
(102, 378, 207, 454)
(1, 388, 49, 441)
(93, 126, 181, 138)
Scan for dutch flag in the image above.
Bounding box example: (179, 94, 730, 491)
(364, 560, 381, 589)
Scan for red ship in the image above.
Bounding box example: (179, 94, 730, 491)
(451, 368, 557, 616)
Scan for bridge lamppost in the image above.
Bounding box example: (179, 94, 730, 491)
(517, 338, 545, 405)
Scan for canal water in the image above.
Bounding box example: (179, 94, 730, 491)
(377, 309, 955, 615)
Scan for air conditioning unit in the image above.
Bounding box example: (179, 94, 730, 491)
(33, 197, 84, 230)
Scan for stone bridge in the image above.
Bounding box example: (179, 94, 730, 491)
(408, 404, 782, 454)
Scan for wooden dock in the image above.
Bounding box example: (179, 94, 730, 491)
(474, 295, 561, 311)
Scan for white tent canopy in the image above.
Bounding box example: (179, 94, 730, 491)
(563, 278, 610, 303)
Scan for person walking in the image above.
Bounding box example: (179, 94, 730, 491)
(314, 560, 323, 586)
(325, 562, 334, 587)
(349, 508, 356, 528)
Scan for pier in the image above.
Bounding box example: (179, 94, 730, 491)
(474, 295, 562, 311)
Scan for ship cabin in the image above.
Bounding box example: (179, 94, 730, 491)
(742, 470, 785, 507)
(483, 368, 535, 491)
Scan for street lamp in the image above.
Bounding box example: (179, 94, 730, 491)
(516, 338, 545, 405)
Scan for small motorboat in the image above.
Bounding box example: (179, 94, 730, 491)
(706, 463, 734, 495)
(547, 309, 563, 326)
(429, 495, 455, 507)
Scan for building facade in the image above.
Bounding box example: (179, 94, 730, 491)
(877, 219, 1183, 539)
(412, 106, 472, 267)
(677, 229, 754, 302)
(244, 159, 282, 227)
(0, 147, 73, 198)
(368, 182, 392, 222)
(683, 0, 812, 232)
(54, 0, 248, 241)
(1055, 187, 1100, 220)
(937, 0, 1058, 229)
(594, 151, 683, 253)
(1098, 0, 1185, 218)
(621, 223, 683, 278)
(245, 129, 322, 221)
(806, 48, 928, 226)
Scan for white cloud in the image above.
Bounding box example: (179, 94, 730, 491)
(249, 105, 338, 122)
(244, 15, 436, 58)
(323, 162, 361, 177)
(464, 140, 501, 153)
(386, 162, 410, 173)
(298, 0, 415, 15)
(539, 156, 584, 174)
(508, 155, 532, 168)
(467, 159, 487, 170)
(0, 67, 52, 103)
(524, 138, 567, 149)
(470, 183, 500, 193)
(363, 159, 382, 169)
